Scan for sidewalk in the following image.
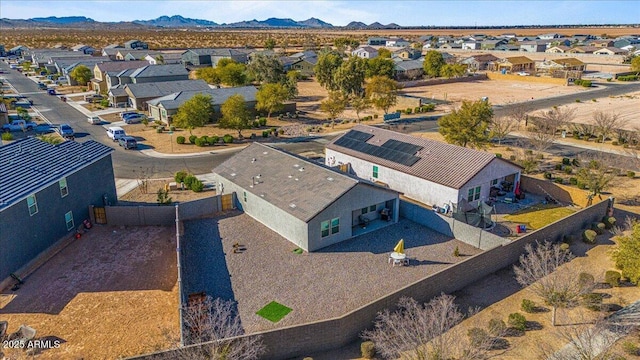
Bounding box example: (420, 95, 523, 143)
(139, 144, 249, 158)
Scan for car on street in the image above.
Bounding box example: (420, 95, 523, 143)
(122, 113, 146, 124)
(47, 89, 56, 96)
(37, 82, 47, 90)
(84, 94, 104, 103)
(118, 136, 138, 150)
(56, 124, 75, 140)
(87, 116, 102, 125)
(106, 126, 127, 142)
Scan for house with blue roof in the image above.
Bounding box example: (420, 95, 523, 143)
(0, 138, 116, 287)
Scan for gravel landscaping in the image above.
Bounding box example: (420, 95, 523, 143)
(181, 211, 482, 333)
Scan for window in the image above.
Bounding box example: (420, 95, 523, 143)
(59, 177, 69, 198)
(243, 191, 247, 202)
(467, 188, 474, 202)
(361, 207, 368, 215)
(372, 166, 379, 179)
(475, 186, 481, 200)
(321, 220, 330, 237)
(331, 218, 340, 234)
(27, 194, 38, 216)
(491, 179, 498, 186)
(467, 186, 481, 201)
(369, 205, 376, 212)
(65, 211, 74, 231)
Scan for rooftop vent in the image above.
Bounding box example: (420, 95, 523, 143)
(230, 173, 236, 177)
(289, 203, 297, 208)
(263, 151, 268, 155)
(293, 164, 299, 168)
(299, 167, 304, 172)
(294, 178, 299, 181)
(288, 175, 292, 178)
(251, 158, 256, 163)
(327, 177, 334, 181)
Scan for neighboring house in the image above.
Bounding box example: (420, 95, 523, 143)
(213, 143, 400, 252)
(589, 40, 614, 47)
(593, 47, 628, 55)
(124, 79, 210, 110)
(326, 125, 522, 208)
(493, 56, 535, 73)
(460, 54, 499, 71)
(55, 57, 111, 86)
(480, 39, 507, 50)
(71, 44, 95, 55)
(101, 48, 121, 60)
(352, 46, 378, 59)
(91, 60, 149, 93)
(145, 52, 184, 65)
(567, 46, 600, 54)
(0, 103, 8, 125)
(181, 48, 250, 67)
(462, 41, 481, 50)
(537, 33, 562, 40)
(515, 36, 536, 42)
(519, 41, 548, 52)
(394, 47, 421, 60)
(439, 43, 462, 50)
(107, 85, 129, 108)
(124, 39, 148, 50)
(385, 38, 410, 47)
(536, 58, 586, 73)
(127, 64, 189, 84)
(117, 50, 157, 61)
(9, 45, 28, 56)
(394, 59, 424, 80)
(368, 37, 389, 46)
(147, 85, 258, 124)
(546, 45, 571, 53)
(210, 49, 251, 66)
(0, 138, 116, 284)
(614, 38, 640, 49)
(30, 50, 91, 67)
(495, 44, 520, 51)
(291, 56, 318, 77)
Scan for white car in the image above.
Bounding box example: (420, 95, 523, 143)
(517, 72, 530, 76)
(87, 116, 101, 125)
(106, 126, 126, 142)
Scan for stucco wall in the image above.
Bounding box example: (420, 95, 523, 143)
(462, 158, 521, 203)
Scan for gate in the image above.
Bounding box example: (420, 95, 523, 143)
(221, 194, 234, 210)
(94, 207, 107, 224)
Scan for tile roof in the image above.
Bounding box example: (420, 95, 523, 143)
(147, 86, 258, 110)
(502, 56, 534, 65)
(129, 64, 189, 78)
(96, 60, 149, 73)
(0, 138, 113, 211)
(125, 79, 210, 98)
(213, 143, 365, 222)
(327, 125, 517, 189)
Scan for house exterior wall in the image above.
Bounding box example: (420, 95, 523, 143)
(326, 149, 459, 207)
(182, 52, 212, 66)
(460, 158, 521, 203)
(291, 60, 315, 76)
(131, 74, 189, 84)
(0, 155, 116, 282)
(307, 184, 399, 251)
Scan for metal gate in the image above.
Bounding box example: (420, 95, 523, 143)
(221, 194, 234, 210)
(94, 207, 107, 224)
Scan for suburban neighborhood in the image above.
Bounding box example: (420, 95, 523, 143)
(1, 3, 640, 360)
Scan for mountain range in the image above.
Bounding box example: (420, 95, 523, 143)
(0, 15, 402, 29)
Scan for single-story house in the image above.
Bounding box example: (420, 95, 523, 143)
(147, 85, 258, 124)
(593, 47, 628, 55)
(519, 41, 548, 53)
(481, 39, 508, 50)
(493, 56, 535, 73)
(212, 143, 400, 251)
(325, 125, 522, 208)
(9, 45, 28, 56)
(127, 64, 189, 84)
(71, 44, 95, 55)
(352, 46, 378, 59)
(462, 41, 481, 50)
(589, 40, 615, 48)
(385, 38, 410, 47)
(116, 50, 157, 61)
(394, 47, 421, 60)
(394, 60, 424, 80)
(107, 85, 129, 108)
(546, 46, 571, 53)
(0, 138, 116, 286)
(368, 37, 389, 46)
(495, 44, 520, 51)
(567, 46, 599, 54)
(460, 54, 499, 71)
(124, 79, 211, 110)
(544, 58, 586, 72)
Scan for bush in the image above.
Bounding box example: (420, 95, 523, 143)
(252, 120, 260, 128)
(360, 341, 375, 359)
(414, 107, 421, 113)
(508, 313, 526, 332)
(156, 127, 164, 133)
(553, 178, 564, 184)
(562, 157, 571, 165)
(555, 163, 563, 170)
(488, 318, 506, 336)
(169, 126, 176, 132)
(423, 104, 435, 112)
(374, 114, 379, 119)
(194, 137, 206, 147)
(453, 246, 460, 257)
(575, 99, 581, 103)
(262, 130, 270, 138)
(467, 327, 490, 348)
(572, 158, 580, 167)
(189, 135, 197, 144)
(578, 272, 595, 288)
(222, 134, 234, 143)
(2, 132, 14, 141)
(176, 136, 186, 144)
(544, 172, 552, 179)
(184, 175, 198, 189)
(174, 171, 189, 184)
(521, 299, 536, 313)
(259, 117, 267, 126)
(618, 75, 639, 81)
(605, 270, 621, 287)
(560, 242, 570, 251)
(209, 135, 219, 145)
(592, 222, 606, 235)
(564, 166, 573, 175)
(582, 292, 604, 311)
(190, 179, 204, 193)
(612, 141, 619, 146)
(583, 229, 597, 244)
(509, 155, 516, 161)
(627, 171, 636, 178)
(580, 80, 592, 87)
(622, 341, 639, 356)
(569, 177, 578, 185)
(406, 108, 412, 114)
(603, 216, 616, 229)
(495, 153, 502, 158)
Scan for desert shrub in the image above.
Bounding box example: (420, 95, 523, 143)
(259, 117, 267, 126)
(560, 242, 570, 251)
(467, 327, 490, 348)
(488, 318, 506, 336)
(578, 272, 595, 288)
(360, 341, 375, 359)
(209, 135, 219, 145)
(582, 292, 604, 311)
(453, 246, 460, 257)
(176, 136, 185, 144)
(605, 270, 621, 287)
(564, 166, 573, 175)
(553, 178, 564, 184)
(580, 80, 592, 87)
(603, 216, 616, 229)
(612, 141, 619, 146)
(423, 104, 436, 112)
(252, 120, 260, 128)
(536, 153, 544, 160)
(495, 153, 502, 158)
(563, 234, 575, 244)
(183, 175, 198, 189)
(569, 177, 578, 185)
(583, 229, 597, 244)
(618, 75, 638, 81)
(195, 137, 206, 147)
(189, 135, 197, 144)
(578, 182, 587, 190)
(575, 99, 581, 103)
(414, 107, 421, 113)
(374, 114, 379, 119)
(190, 179, 204, 193)
(562, 157, 571, 165)
(622, 341, 639, 356)
(521, 299, 536, 313)
(508, 313, 526, 332)
(262, 130, 269, 138)
(406, 108, 412, 114)
(2, 132, 14, 141)
(169, 125, 176, 131)
(223, 134, 234, 143)
(544, 172, 552, 179)
(592, 222, 606, 234)
(628, 171, 636, 178)
(509, 155, 516, 161)
(555, 164, 563, 170)
(174, 171, 189, 183)
(156, 127, 164, 133)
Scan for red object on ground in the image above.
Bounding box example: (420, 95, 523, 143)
(75, 233, 81, 239)
(514, 181, 521, 196)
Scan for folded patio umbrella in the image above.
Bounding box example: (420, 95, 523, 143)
(393, 239, 405, 254)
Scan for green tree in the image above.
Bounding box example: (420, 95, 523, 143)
(575, 156, 619, 197)
(334, 37, 359, 52)
(264, 38, 276, 50)
(284, 70, 299, 99)
(365, 75, 399, 114)
(256, 83, 289, 119)
(217, 62, 247, 86)
(21, 61, 31, 72)
(366, 57, 395, 78)
(440, 63, 467, 79)
(320, 92, 347, 120)
(631, 56, 640, 73)
(195, 67, 221, 85)
(612, 223, 640, 284)
(70, 64, 92, 86)
(377, 48, 392, 58)
(16, 107, 31, 121)
(247, 54, 285, 84)
(333, 56, 367, 96)
(219, 94, 251, 137)
(423, 50, 446, 78)
(349, 95, 371, 121)
(172, 93, 215, 128)
(314, 50, 343, 91)
(438, 99, 493, 148)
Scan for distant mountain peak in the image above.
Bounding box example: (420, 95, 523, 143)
(30, 16, 94, 23)
(133, 15, 218, 27)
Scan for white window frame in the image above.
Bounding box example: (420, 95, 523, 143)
(59, 177, 69, 198)
(27, 194, 38, 216)
(65, 211, 74, 231)
(331, 217, 340, 235)
(321, 220, 330, 238)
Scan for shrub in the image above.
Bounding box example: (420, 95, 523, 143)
(195, 137, 206, 147)
(564, 166, 573, 175)
(575, 99, 581, 103)
(495, 153, 502, 158)
(627, 171, 636, 178)
(176, 136, 186, 144)
(374, 114, 379, 119)
(605, 271, 621, 287)
(569, 177, 578, 185)
(509, 155, 516, 161)
(560, 242, 570, 251)
(190, 179, 204, 193)
(553, 178, 564, 184)
(592, 222, 606, 235)
(521, 299, 536, 313)
(156, 188, 172, 206)
(184, 175, 198, 189)
(360, 341, 375, 359)
(414, 107, 421, 113)
(572, 158, 580, 167)
(209, 135, 219, 145)
(156, 127, 163, 133)
(189, 135, 197, 144)
(536, 153, 544, 160)
(262, 130, 269, 138)
(453, 246, 460, 257)
(174, 171, 189, 184)
(562, 157, 571, 165)
(577, 182, 587, 190)
(583, 229, 597, 244)
(555, 163, 563, 170)
(582, 292, 604, 311)
(578, 272, 595, 288)
(2, 132, 14, 141)
(618, 75, 639, 81)
(222, 134, 234, 143)
(406, 108, 412, 114)
(612, 141, 619, 146)
(423, 104, 436, 112)
(252, 120, 260, 128)
(603, 216, 616, 229)
(580, 80, 592, 87)
(544, 172, 552, 179)
(508, 313, 526, 332)
(622, 341, 639, 356)
(467, 327, 490, 348)
(259, 117, 267, 126)
(488, 318, 506, 336)
(169, 126, 176, 131)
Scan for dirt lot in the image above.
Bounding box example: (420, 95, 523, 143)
(119, 179, 216, 204)
(0, 226, 179, 359)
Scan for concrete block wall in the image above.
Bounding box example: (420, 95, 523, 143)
(105, 206, 175, 226)
(178, 196, 221, 220)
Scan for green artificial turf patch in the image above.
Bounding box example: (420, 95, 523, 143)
(292, 248, 303, 254)
(256, 301, 292, 322)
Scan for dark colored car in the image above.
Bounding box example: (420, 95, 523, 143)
(118, 136, 138, 150)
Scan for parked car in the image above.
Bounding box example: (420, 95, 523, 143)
(517, 72, 530, 76)
(57, 124, 74, 139)
(47, 89, 56, 96)
(123, 113, 146, 124)
(84, 94, 104, 103)
(118, 136, 138, 150)
(106, 126, 126, 142)
(87, 116, 101, 125)
(119, 111, 138, 120)
(37, 82, 47, 90)
(2, 120, 38, 132)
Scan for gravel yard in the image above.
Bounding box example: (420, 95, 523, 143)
(181, 212, 482, 334)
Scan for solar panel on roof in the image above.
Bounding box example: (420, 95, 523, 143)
(334, 132, 421, 167)
(381, 139, 423, 155)
(343, 130, 374, 142)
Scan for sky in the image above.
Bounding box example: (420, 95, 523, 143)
(1, 0, 638, 26)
